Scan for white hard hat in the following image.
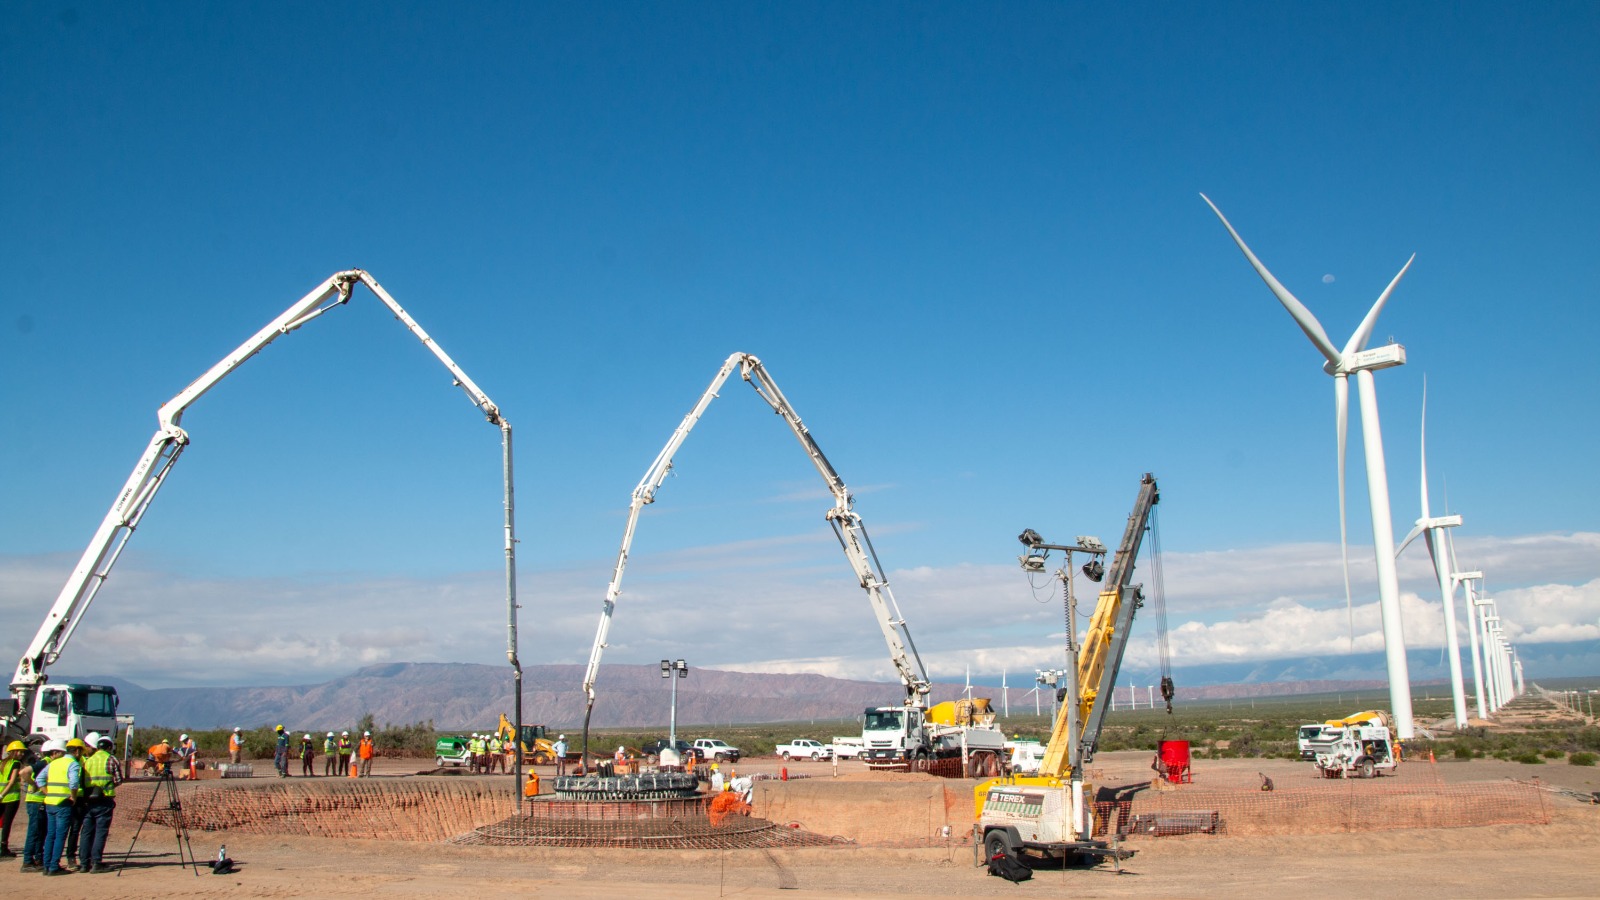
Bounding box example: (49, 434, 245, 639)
(234, 727, 241, 732)
(84, 732, 103, 747)
(42, 739, 65, 754)
(180, 733, 189, 741)
(327, 732, 334, 737)
(304, 734, 312, 740)
(558, 734, 565, 740)
(363, 731, 370, 736)
(341, 731, 349, 736)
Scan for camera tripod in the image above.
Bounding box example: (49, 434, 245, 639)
(116, 767, 200, 877)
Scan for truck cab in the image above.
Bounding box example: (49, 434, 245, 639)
(18, 683, 120, 748)
(863, 705, 927, 765)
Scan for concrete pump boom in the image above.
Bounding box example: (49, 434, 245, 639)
(10, 270, 517, 737)
(580, 352, 930, 752)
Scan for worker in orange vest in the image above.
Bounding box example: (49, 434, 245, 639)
(228, 727, 243, 764)
(358, 732, 375, 777)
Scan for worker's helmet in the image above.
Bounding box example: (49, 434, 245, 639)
(233, 727, 241, 733)
(84, 732, 103, 747)
(5, 740, 25, 753)
(180, 733, 189, 741)
(42, 739, 65, 754)
(341, 731, 349, 736)
(98, 737, 113, 749)
(304, 734, 312, 740)
(65, 738, 87, 750)
(327, 732, 334, 737)
(363, 731, 371, 736)
(275, 725, 285, 732)
(558, 734, 565, 740)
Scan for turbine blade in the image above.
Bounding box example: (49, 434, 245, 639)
(1420, 377, 1431, 517)
(1201, 194, 1343, 366)
(1342, 254, 1416, 356)
(1397, 521, 1425, 557)
(1336, 374, 1353, 650)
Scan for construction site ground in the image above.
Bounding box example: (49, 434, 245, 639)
(3, 751, 1595, 898)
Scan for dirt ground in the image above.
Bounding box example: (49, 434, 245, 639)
(4, 752, 1595, 899)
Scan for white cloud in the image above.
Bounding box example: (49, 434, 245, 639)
(2, 531, 1596, 689)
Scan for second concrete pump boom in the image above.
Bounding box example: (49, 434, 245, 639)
(579, 352, 931, 756)
(7, 270, 518, 750)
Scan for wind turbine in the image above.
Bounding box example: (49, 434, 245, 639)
(1396, 383, 1468, 729)
(1446, 531, 1488, 719)
(1202, 194, 1418, 739)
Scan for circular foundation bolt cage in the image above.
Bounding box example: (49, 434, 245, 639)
(554, 771, 702, 801)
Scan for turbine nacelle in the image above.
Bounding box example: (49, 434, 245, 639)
(1345, 344, 1406, 373)
(1452, 569, 1484, 585)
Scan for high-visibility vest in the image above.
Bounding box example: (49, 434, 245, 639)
(1, 758, 18, 803)
(358, 739, 373, 760)
(324, 738, 338, 754)
(338, 738, 352, 753)
(230, 734, 242, 753)
(23, 763, 45, 803)
(43, 756, 76, 806)
(82, 750, 116, 799)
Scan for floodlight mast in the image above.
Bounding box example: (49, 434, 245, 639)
(579, 352, 931, 757)
(11, 270, 515, 734)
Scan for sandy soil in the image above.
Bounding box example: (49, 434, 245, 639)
(4, 753, 1594, 899)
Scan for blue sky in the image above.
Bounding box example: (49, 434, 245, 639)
(3, 2, 1597, 690)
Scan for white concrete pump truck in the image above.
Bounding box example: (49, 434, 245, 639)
(4, 270, 517, 754)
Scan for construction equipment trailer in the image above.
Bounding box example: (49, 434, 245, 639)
(4, 271, 516, 751)
(578, 352, 934, 759)
(974, 473, 1161, 867)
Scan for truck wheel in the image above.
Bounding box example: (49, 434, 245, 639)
(811, 752, 820, 760)
(436, 756, 446, 768)
(983, 830, 1014, 864)
(781, 752, 791, 760)
(1356, 757, 1375, 778)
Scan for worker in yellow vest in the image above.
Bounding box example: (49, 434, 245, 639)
(322, 733, 339, 777)
(76, 733, 119, 873)
(17, 743, 48, 871)
(1, 739, 24, 857)
(35, 739, 80, 876)
(61, 738, 90, 869)
(337, 732, 353, 774)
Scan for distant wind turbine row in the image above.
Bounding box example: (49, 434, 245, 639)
(1201, 195, 1524, 737)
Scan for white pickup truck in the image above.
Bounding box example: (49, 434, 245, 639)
(691, 738, 741, 762)
(776, 739, 832, 760)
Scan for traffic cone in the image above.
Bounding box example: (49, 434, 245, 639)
(348, 758, 358, 778)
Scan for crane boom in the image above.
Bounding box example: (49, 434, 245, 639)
(1039, 472, 1160, 777)
(579, 352, 930, 751)
(11, 270, 514, 732)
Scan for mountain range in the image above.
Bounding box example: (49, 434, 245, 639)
(59, 659, 1446, 732)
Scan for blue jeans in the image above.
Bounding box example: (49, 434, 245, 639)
(79, 798, 114, 868)
(23, 801, 45, 865)
(42, 803, 72, 873)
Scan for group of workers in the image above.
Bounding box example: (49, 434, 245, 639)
(262, 725, 376, 777)
(463, 732, 516, 773)
(267, 726, 376, 778)
(2, 732, 121, 876)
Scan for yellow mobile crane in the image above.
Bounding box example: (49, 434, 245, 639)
(974, 473, 1161, 867)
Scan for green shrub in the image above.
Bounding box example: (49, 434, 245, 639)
(1541, 748, 1564, 759)
(1512, 752, 1544, 765)
(1453, 745, 1474, 760)
(1569, 752, 1597, 767)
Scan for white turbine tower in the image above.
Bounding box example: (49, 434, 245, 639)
(1203, 194, 1418, 739)
(1450, 560, 1488, 720)
(1396, 384, 1468, 729)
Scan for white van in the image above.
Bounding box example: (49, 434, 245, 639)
(830, 736, 865, 759)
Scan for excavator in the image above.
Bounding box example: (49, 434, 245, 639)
(974, 473, 1161, 868)
(577, 352, 935, 763)
(3, 271, 517, 753)
(497, 714, 557, 764)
